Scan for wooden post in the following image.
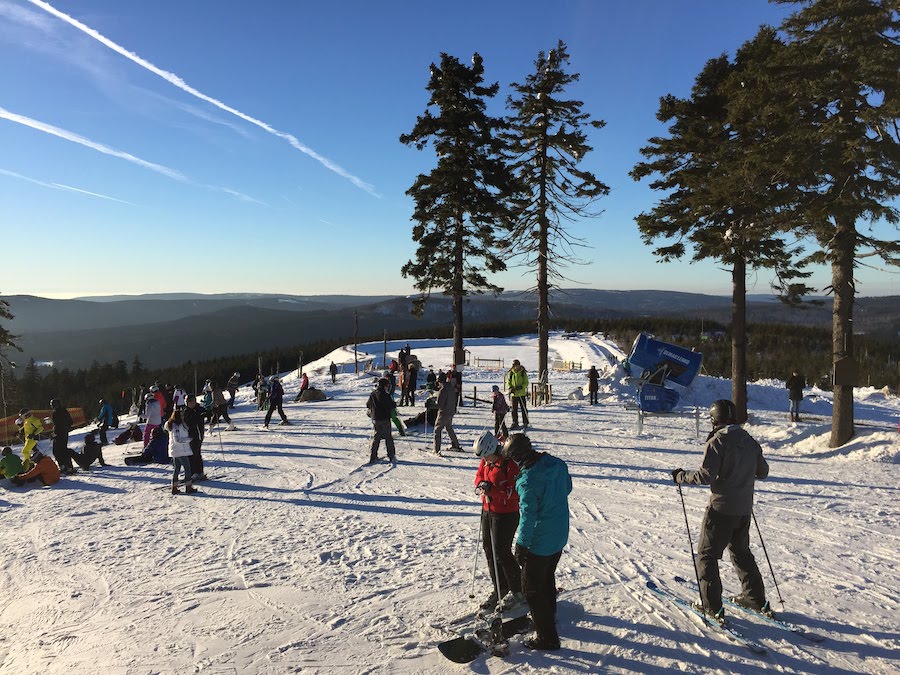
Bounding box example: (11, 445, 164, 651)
(354, 311, 359, 374)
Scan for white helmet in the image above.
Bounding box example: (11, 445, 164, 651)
(473, 431, 499, 459)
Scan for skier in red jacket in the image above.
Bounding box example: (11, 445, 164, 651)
(473, 431, 524, 614)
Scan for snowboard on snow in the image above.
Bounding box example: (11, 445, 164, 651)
(438, 614, 533, 664)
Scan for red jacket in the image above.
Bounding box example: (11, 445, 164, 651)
(474, 458, 520, 513)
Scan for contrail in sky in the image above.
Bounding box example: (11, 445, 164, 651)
(0, 167, 135, 204)
(0, 106, 187, 181)
(0, 107, 263, 204)
(27, 0, 379, 198)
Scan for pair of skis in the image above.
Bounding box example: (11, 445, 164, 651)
(648, 576, 826, 656)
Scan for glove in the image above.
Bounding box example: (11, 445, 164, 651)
(475, 480, 491, 495)
(514, 544, 529, 566)
(671, 468, 684, 484)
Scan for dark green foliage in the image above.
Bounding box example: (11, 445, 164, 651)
(505, 40, 610, 378)
(400, 52, 519, 364)
(765, 0, 900, 446)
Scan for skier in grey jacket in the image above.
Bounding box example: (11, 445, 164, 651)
(672, 399, 770, 619)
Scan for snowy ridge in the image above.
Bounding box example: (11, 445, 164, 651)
(0, 332, 898, 674)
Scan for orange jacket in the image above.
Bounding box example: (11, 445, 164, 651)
(17, 455, 61, 486)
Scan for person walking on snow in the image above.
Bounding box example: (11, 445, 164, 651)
(17, 409, 43, 464)
(209, 382, 236, 431)
(671, 399, 771, 621)
(505, 360, 530, 429)
(786, 371, 806, 423)
(50, 398, 76, 474)
(433, 376, 461, 454)
(502, 433, 572, 651)
(95, 398, 115, 446)
(226, 372, 241, 408)
(473, 431, 524, 613)
(264, 376, 290, 428)
(329, 361, 338, 384)
(366, 377, 397, 464)
(587, 366, 599, 405)
(142, 393, 163, 447)
(491, 385, 510, 440)
(166, 409, 197, 495)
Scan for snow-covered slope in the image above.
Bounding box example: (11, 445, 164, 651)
(1, 333, 898, 674)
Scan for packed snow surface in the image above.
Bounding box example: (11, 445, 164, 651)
(1, 333, 898, 674)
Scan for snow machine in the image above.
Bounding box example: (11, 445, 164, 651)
(627, 334, 702, 413)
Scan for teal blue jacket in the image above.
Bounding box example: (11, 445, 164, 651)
(515, 453, 572, 555)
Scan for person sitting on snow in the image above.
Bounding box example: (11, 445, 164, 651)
(124, 427, 170, 465)
(10, 446, 60, 487)
(70, 432, 108, 470)
(0, 446, 24, 479)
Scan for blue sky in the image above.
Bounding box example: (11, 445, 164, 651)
(1, 0, 896, 299)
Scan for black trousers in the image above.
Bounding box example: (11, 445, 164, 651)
(511, 395, 529, 426)
(521, 549, 562, 643)
(264, 400, 287, 425)
(52, 434, 74, 471)
(589, 388, 598, 404)
(481, 510, 522, 599)
(189, 438, 204, 477)
(697, 508, 765, 613)
(368, 419, 396, 461)
(210, 404, 231, 425)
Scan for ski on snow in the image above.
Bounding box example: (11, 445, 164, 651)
(646, 579, 768, 655)
(673, 576, 826, 643)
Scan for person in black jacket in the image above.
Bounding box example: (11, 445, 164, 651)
(672, 399, 770, 621)
(786, 371, 806, 422)
(50, 398, 76, 474)
(587, 366, 599, 405)
(71, 432, 108, 469)
(183, 394, 208, 479)
(366, 377, 397, 464)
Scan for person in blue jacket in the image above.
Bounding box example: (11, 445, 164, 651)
(95, 398, 115, 446)
(501, 433, 572, 651)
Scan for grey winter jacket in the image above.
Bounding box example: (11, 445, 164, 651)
(679, 425, 768, 516)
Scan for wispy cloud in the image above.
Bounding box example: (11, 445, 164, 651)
(0, 105, 187, 181)
(27, 0, 379, 198)
(0, 167, 135, 204)
(1, 107, 264, 204)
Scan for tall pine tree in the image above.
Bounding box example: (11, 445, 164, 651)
(765, 0, 900, 446)
(400, 53, 519, 366)
(505, 41, 610, 380)
(630, 32, 812, 422)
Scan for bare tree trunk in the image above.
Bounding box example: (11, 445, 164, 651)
(731, 256, 748, 424)
(537, 215, 549, 379)
(452, 218, 466, 367)
(830, 216, 855, 447)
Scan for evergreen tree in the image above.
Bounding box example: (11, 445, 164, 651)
(400, 53, 519, 366)
(764, 0, 900, 446)
(505, 41, 610, 379)
(131, 354, 145, 378)
(630, 33, 812, 422)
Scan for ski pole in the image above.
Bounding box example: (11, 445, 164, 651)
(468, 509, 483, 601)
(752, 510, 784, 608)
(216, 428, 226, 474)
(677, 482, 707, 625)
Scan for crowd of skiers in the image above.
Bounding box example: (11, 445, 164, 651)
(1, 345, 778, 653)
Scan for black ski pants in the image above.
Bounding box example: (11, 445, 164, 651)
(696, 508, 765, 613)
(264, 400, 287, 426)
(52, 434, 75, 472)
(511, 395, 529, 426)
(189, 438, 204, 477)
(368, 419, 395, 462)
(481, 510, 522, 599)
(520, 548, 562, 645)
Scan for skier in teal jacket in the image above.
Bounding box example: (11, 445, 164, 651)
(502, 433, 572, 651)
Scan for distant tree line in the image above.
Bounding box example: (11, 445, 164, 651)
(7, 315, 899, 422)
